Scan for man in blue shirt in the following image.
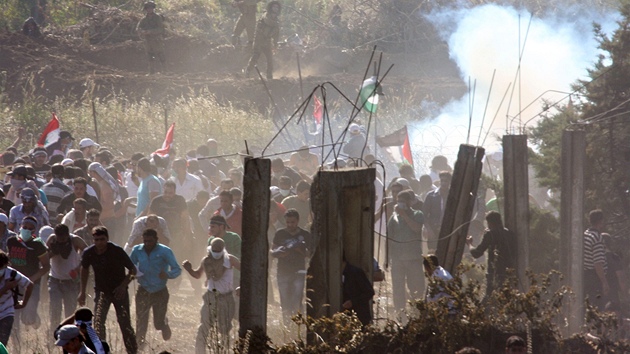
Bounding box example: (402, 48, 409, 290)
(130, 228, 181, 346)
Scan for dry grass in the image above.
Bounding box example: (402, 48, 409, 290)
(11, 267, 405, 353)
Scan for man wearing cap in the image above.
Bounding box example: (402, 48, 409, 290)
(47, 130, 75, 158)
(343, 123, 368, 160)
(31, 148, 51, 173)
(43, 164, 71, 223)
(0, 249, 34, 346)
(79, 139, 100, 161)
(137, 1, 166, 74)
(5, 165, 40, 205)
(7, 215, 50, 330)
(387, 189, 424, 316)
(79, 226, 138, 354)
(55, 324, 95, 354)
(183, 237, 241, 353)
(8, 187, 50, 234)
(56, 307, 109, 354)
(207, 215, 241, 261)
(0, 214, 15, 253)
(130, 228, 180, 346)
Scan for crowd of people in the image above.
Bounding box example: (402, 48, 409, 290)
(0, 119, 549, 354)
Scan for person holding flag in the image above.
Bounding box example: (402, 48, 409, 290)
(38, 113, 75, 158)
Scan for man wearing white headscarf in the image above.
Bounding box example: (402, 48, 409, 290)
(87, 163, 121, 239)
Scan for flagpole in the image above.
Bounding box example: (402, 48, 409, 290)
(91, 100, 99, 143)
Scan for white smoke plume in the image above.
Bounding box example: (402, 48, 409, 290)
(409, 3, 618, 173)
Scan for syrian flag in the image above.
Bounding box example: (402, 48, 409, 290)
(359, 76, 380, 113)
(37, 113, 61, 147)
(376, 125, 414, 167)
(154, 123, 175, 157)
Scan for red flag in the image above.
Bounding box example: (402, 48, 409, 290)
(37, 113, 61, 147)
(154, 123, 175, 157)
(402, 127, 414, 167)
(377, 125, 413, 167)
(313, 95, 323, 125)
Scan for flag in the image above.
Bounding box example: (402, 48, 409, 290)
(37, 113, 60, 147)
(154, 123, 175, 157)
(376, 125, 414, 166)
(313, 95, 323, 125)
(359, 76, 380, 113)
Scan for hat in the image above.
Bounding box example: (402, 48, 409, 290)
(59, 131, 75, 141)
(79, 138, 99, 150)
(7, 165, 28, 177)
(143, 1, 156, 9)
(55, 325, 80, 346)
(20, 188, 36, 202)
(349, 123, 361, 134)
(0, 214, 7, 226)
(395, 177, 410, 189)
(61, 158, 74, 166)
(32, 150, 47, 158)
(209, 215, 231, 229)
(39, 225, 54, 243)
(505, 335, 526, 348)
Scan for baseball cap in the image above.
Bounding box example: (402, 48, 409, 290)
(349, 123, 360, 134)
(61, 158, 74, 166)
(59, 131, 75, 140)
(55, 325, 80, 346)
(0, 214, 7, 226)
(20, 188, 36, 201)
(7, 165, 28, 177)
(209, 215, 231, 229)
(79, 138, 99, 150)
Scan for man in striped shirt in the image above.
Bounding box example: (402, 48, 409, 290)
(583, 209, 609, 310)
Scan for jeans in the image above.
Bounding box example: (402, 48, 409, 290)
(48, 277, 79, 329)
(277, 270, 305, 326)
(15, 282, 40, 327)
(94, 289, 138, 354)
(195, 290, 235, 354)
(0, 316, 13, 345)
(391, 259, 425, 312)
(135, 286, 169, 342)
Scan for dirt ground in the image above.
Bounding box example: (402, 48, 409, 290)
(0, 29, 465, 115)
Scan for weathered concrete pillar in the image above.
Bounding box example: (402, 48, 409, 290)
(560, 129, 585, 335)
(239, 157, 271, 338)
(307, 167, 375, 343)
(436, 144, 485, 274)
(503, 135, 530, 289)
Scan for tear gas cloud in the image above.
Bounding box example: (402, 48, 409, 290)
(409, 4, 618, 173)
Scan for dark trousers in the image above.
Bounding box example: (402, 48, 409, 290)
(135, 286, 169, 341)
(0, 316, 13, 346)
(94, 289, 138, 354)
(584, 269, 607, 311)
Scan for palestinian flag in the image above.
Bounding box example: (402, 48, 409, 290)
(154, 122, 175, 157)
(37, 113, 61, 147)
(376, 125, 414, 167)
(359, 76, 380, 113)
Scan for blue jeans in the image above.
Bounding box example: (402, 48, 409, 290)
(277, 270, 305, 326)
(0, 316, 14, 345)
(48, 277, 79, 328)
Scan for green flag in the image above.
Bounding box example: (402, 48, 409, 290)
(360, 76, 380, 113)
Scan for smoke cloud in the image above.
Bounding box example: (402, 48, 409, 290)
(410, 4, 618, 172)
